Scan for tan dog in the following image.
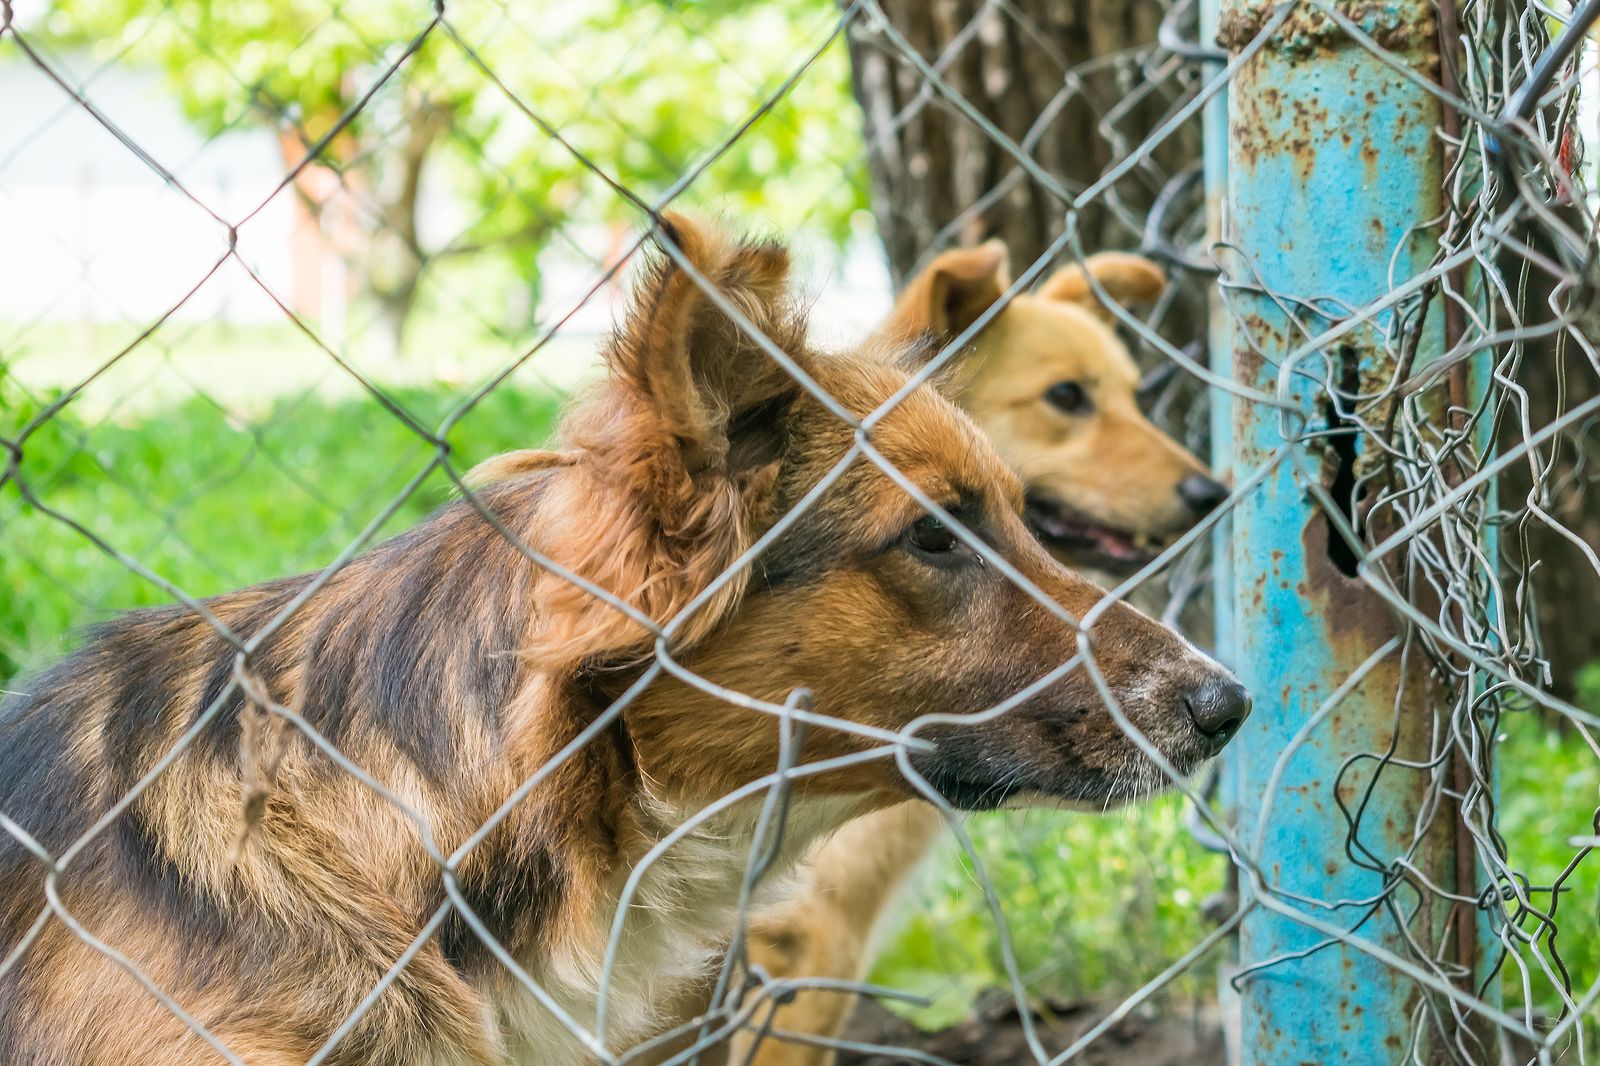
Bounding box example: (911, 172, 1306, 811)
(0, 219, 1246, 1066)
(888, 241, 1228, 573)
(730, 243, 1229, 1066)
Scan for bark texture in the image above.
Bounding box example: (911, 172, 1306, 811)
(844, 0, 1198, 286)
(1503, 287, 1600, 699)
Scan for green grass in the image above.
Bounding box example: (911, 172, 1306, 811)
(1, 376, 565, 679)
(2, 317, 599, 421)
(873, 707, 1600, 1030)
(1494, 710, 1600, 1018)
(871, 798, 1226, 1028)
(3, 370, 1598, 1031)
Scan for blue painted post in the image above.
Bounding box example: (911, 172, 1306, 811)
(1217, 3, 1460, 1062)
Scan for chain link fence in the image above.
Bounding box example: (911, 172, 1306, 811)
(2, 0, 1598, 1063)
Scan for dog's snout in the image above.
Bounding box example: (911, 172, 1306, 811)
(1177, 474, 1229, 516)
(1184, 672, 1252, 742)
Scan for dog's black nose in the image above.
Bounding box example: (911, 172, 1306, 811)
(1177, 474, 1230, 516)
(1185, 674, 1252, 741)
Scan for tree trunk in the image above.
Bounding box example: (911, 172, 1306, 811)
(364, 93, 448, 361)
(845, 0, 1196, 287)
(1501, 255, 1600, 700)
(1522, 362, 1600, 700)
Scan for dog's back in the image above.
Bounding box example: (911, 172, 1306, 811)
(0, 485, 550, 1066)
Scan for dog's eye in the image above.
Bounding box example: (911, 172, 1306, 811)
(907, 515, 958, 555)
(1044, 380, 1091, 414)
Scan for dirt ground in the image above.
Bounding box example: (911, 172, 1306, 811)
(834, 992, 1225, 1065)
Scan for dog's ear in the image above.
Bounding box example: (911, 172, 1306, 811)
(530, 216, 807, 669)
(464, 449, 576, 487)
(1037, 253, 1165, 321)
(883, 240, 1010, 344)
(603, 213, 808, 478)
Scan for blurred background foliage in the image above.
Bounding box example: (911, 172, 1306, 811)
(36, 0, 866, 357)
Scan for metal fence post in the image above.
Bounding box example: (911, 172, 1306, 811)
(1218, 3, 1463, 1062)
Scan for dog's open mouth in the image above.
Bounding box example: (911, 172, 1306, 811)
(1023, 490, 1167, 570)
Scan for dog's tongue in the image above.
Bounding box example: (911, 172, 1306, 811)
(1026, 498, 1147, 563)
(1086, 525, 1143, 562)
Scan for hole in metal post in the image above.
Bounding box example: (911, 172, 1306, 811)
(1323, 344, 1364, 578)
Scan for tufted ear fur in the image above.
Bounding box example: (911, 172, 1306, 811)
(526, 215, 812, 670)
(603, 215, 806, 473)
(464, 449, 576, 487)
(882, 240, 1011, 346)
(1036, 252, 1166, 322)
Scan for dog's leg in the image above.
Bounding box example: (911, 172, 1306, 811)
(731, 801, 947, 1066)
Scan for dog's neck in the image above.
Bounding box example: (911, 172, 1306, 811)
(626, 785, 874, 915)
(492, 785, 870, 1060)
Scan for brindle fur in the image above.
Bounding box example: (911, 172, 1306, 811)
(0, 218, 1238, 1066)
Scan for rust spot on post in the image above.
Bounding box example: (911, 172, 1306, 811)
(1299, 515, 1396, 649)
(1218, 1, 1435, 56)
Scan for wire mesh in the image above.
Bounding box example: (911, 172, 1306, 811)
(1, 0, 1598, 1064)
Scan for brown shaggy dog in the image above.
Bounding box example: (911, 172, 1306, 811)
(732, 243, 1234, 1066)
(0, 217, 1246, 1066)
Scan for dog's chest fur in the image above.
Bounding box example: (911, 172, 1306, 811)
(489, 791, 867, 1063)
